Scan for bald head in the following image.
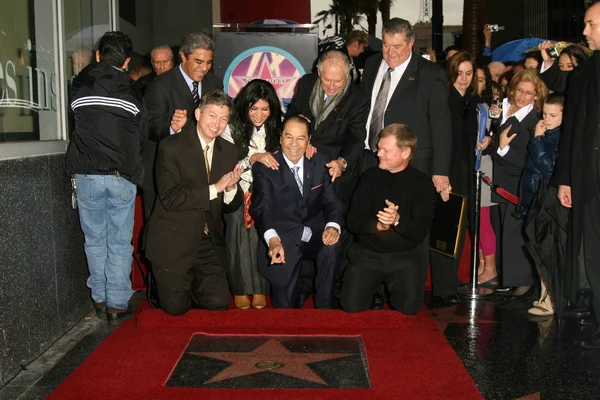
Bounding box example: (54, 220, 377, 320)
(488, 61, 506, 83)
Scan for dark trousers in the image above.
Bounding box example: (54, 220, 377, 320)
(340, 245, 425, 315)
(583, 194, 600, 326)
(499, 202, 534, 287)
(142, 187, 155, 221)
(271, 232, 342, 309)
(152, 234, 230, 315)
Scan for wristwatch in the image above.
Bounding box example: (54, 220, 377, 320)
(337, 157, 347, 171)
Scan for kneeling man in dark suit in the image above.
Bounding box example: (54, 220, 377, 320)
(340, 124, 435, 315)
(145, 91, 243, 315)
(251, 116, 343, 309)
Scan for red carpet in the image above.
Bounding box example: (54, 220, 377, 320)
(48, 303, 481, 400)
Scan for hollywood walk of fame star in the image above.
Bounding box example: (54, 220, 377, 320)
(234, 53, 297, 94)
(191, 338, 352, 385)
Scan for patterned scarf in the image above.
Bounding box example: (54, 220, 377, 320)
(309, 77, 350, 129)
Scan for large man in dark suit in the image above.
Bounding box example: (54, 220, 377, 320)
(145, 91, 243, 316)
(361, 18, 455, 304)
(287, 49, 368, 208)
(555, 1, 600, 349)
(250, 116, 343, 309)
(143, 32, 224, 219)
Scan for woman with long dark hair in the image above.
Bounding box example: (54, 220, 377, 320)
(538, 41, 589, 93)
(222, 79, 282, 309)
(430, 51, 480, 303)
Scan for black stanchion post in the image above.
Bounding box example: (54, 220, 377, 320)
(461, 170, 491, 299)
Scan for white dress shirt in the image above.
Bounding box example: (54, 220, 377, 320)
(263, 153, 341, 245)
(196, 130, 237, 204)
(170, 64, 202, 135)
(496, 99, 534, 157)
(364, 52, 413, 150)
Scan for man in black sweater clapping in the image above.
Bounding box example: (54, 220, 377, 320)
(340, 124, 436, 314)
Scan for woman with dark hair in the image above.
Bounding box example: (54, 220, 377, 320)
(538, 41, 589, 93)
(430, 51, 481, 303)
(491, 69, 548, 297)
(222, 79, 282, 309)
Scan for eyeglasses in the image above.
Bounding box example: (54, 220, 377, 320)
(152, 60, 172, 67)
(515, 87, 536, 97)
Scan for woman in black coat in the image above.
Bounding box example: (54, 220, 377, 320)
(430, 51, 480, 302)
(491, 69, 548, 296)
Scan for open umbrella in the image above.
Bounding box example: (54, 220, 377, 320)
(492, 38, 546, 62)
(525, 41, 593, 57)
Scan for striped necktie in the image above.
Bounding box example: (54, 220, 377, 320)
(192, 81, 199, 106)
(292, 166, 303, 196)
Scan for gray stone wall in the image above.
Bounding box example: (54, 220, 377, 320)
(0, 154, 90, 386)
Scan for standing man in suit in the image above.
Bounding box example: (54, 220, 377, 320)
(143, 32, 223, 219)
(555, 0, 600, 349)
(145, 91, 243, 316)
(250, 116, 343, 309)
(361, 18, 455, 305)
(287, 49, 368, 208)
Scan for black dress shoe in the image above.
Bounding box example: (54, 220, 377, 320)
(579, 331, 600, 349)
(107, 307, 128, 326)
(434, 295, 461, 305)
(370, 292, 385, 310)
(93, 302, 107, 319)
(477, 276, 500, 287)
(146, 269, 161, 309)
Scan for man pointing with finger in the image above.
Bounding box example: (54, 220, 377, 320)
(250, 116, 343, 309)
(340, 124, 435, 314)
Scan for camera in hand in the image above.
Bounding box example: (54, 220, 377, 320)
(548, 47, 560, 58)
(488, 24, 505, 32)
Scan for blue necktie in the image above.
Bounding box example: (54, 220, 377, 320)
(292, 166, 303, 196)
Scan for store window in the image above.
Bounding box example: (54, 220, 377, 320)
(0, 0, 112, 146)
(0, 0, 61, 142)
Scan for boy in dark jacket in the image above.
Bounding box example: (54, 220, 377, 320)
(65, 31, 146, 324)
(514, 93, 564, 219)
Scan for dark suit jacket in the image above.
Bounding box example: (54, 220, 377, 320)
(491, 108, 540, 201)
(540, 61, 570, 94)
(554, 51, 600, 296)
(361, 54, 452, 176)
(142, 67, 223, 194)
(144, 123, 242, 270)
(286, 73, 368, 205)
(250, 151, 343, 285)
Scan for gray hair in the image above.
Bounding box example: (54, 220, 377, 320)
(198, 90, 233, 112)
(151, 45, 173, 59)
(382, 18, 414, 42)
(317, 50, 350, 75)
(179, 32, 215, 57)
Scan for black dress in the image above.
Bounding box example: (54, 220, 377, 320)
(429, 87, 478, 296)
